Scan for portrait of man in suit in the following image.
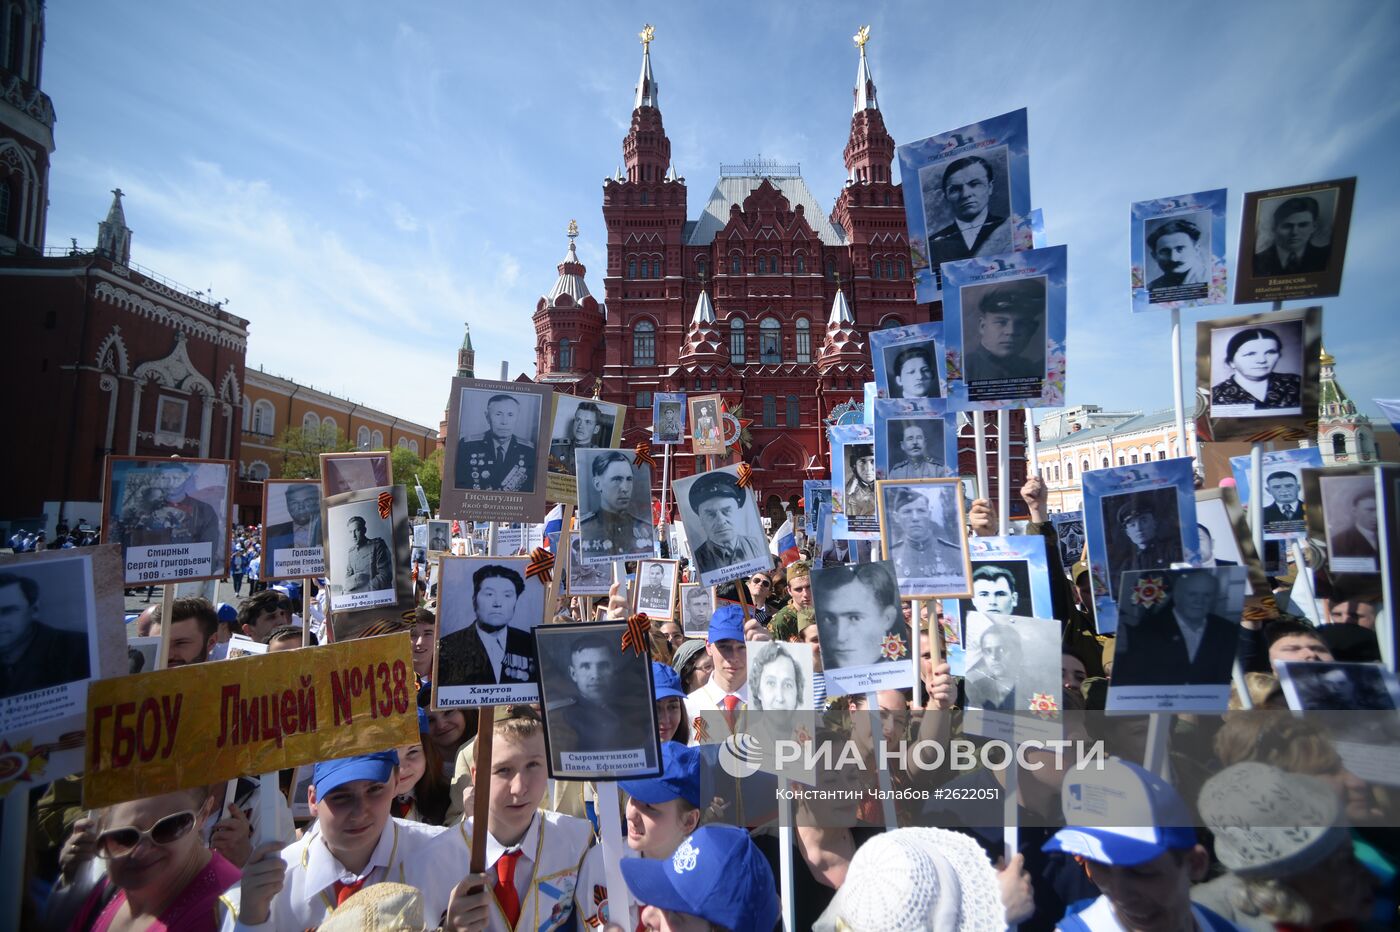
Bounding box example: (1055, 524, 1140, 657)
(1252, 195, 1332, 277)
(1261, 470, 1306, 534)
(454, 393, 538, 493)
(1146, 217, 1208, 298)
(926, 155, 1013, 267)
(1196, 523, 1237, 567)
(436, 563, 539, 688)
(1112, 570, 1239, 687)
(266, 482, 322, 554)
(1327, 484, 1379, 568)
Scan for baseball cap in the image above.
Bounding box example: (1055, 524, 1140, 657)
(1043, 758, 1196, 866)
(620, 741, 703, 808)
(313, 750, 400, 797)
(652, 662, 687, 701)
(620, 824, 778, 932)
(216, 602, 238, 624)
(707, 604, 746, 644)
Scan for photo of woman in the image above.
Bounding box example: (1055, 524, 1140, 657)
(1210, 326, 1301, 412)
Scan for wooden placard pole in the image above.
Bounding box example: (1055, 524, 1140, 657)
(1143, 714, 1171, 777)
(1248, 442, 1265, 561)
(470, 521, 501, 874)
(1170, 307, 1188, 457)
(546, 503, 572, 621)
(658, 442, 672, 554)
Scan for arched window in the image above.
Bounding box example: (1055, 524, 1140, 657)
(248, 461, 271, 481)
(301, 410, 319, 433)
(1332, 433, 1348, 459)
(896, 259, 905, 279)
(371, 430, 384, 448)
(787, 395, 800, 427)
(1066, 462, 1074, 481)
(795, 255, 806, 274)
(559, 338, 573, 369)
(1054, 464, 1060, 481)
(871, 260, 881, 280)
(627, 259, 636, 279)
(759, 317, 781, 364)
(1081, 460, 1089, 475)
(730, 255, 742, 275)
(795, 318, 811, 363)
(0, 182, 10, 238)
(729, 318, 746, 364)
(242, 402, 251, 431)
(633, 320, 656, 366)
(397, 437, 409, 448)
(410, 440, 419, 455)
(825, 258, 835, 280)
(251, 400, 274, 435)
(321, 417, 337, 438)
(763, 395, 776, 427)
(879, 316, 902, 330)
(696, 258, 708, 280)
(357, 426, 371, 448)
(1102, 457, 1109, 469)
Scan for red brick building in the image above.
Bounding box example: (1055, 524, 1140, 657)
(532, 30, 1025, 519)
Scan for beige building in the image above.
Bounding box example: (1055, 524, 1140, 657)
(1033, 406, 1197, 513)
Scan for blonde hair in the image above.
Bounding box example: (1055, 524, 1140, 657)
(1228, 672, 1285, 710)
(1232, 876, 1313, 925)
(1214, 711, 1342, 775)
(494, 705, 544, 744)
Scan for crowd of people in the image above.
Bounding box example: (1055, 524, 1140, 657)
(15, 471, 1398, 932)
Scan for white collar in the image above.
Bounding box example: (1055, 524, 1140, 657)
(483, 810, 541, 871)
(955, 207, 991, 234)
(698, 677, 749, 704)
(304, 820, 399, 903)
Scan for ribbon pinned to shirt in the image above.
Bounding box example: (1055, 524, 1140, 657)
(621, 613, 650, 656)
(633, 442, 656, 468)
(526, 547, 555, 585)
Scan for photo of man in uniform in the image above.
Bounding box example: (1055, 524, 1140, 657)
(437, 563, 539, 687)
(888, 421, 945, 480)
(656, 401, 684, 443)
(964, 621, 1022, 712)
(428, 521, 451, 553)
(1253, 195, 1332, 276)
(681, 585, 713, 634)
(684, 471, 764, 576)
(1112, 570, 1239, 687)
(266, 483, 322, 553)
(691, 399, 723, 452)
(884, 486, 964, 591)
(844, 445, 876, 518)
(110, 460, 227, 569)
(541, 628, 657, 775)
(1104, 493, 1182, 597)
(455, 393, 538, 493)
(577, 450, 653, 563)
(342, 515, 392, 594)
(927, 155, 1013, 267)
(636, 562, 674, 616)
(1146, 217, 1208, 297)
(962, 278, 1046, 393)
(0, 571, 90, 699)
(549, 401, 604, 477)
(566, 536, 610, 594)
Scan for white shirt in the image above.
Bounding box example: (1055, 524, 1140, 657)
(684, 678, 750, 745)
(956, 207, 992, 250)
(1066, 893, 1222, 931)
(477, 625, 508, 676)
(574, 842, 642, 930)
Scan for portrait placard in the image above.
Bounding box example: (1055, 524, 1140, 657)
(679, 583, 714, 638)
(1130, 189, 1228, 312)
(875, 479, 972, 598)
(545, 394, 626, 504)
(1195, 488, 1273, 599)
(828, 424, 878, 540)
(1196, 306, 1322, 442)
(960, 535, 1053, 621)
(323, 485, 411, 614)
(747, 640, 816, 712)
(652, 392, 687, 446)
(1049, 511, 1085, 568)
(811, 561, 914, 696)
(425, 520, 452, 556)
(896, 108, 1033, 301)
(0, 546, 125, 791)
(262, 479, 326, 580)
(813, 502, 874, 568)
(803, 480, 832, 537)
(869, 323, 945, 400)
(1277, 660, 1400, 712)
(153, 396, 188, 448)
(1234, 177, 1356, 304)
(1228, 446, 1322, 541)
(321, 452, 392, 497)
(633, 559, 679, 621)
(563, 528, 611, 596)
(126, 636, 159, 675)
(1081, 458, 1201, 634)
(441, 377, 553, 523)
(872, 399, 957, 481)
(961, 611, 1061, 742)
(942, 245, 1067, 411)
(535, 622, 660, 780)
(575, 448, 654, 565)
(1108, 567, 1246, 712)
(688, 394, 726, 456)
(1314, 470, 1380, 575)
(102, 456, 234, 585)
(433, 555, 545, 707)
(672, 464, 770, 588)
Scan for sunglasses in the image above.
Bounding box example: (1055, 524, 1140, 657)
(96, 810, 198, 858)
(750, 577, 771, 587)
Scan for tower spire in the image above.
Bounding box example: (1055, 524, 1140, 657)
(634, 24, 658, 110)
(96, 187, 132, 266)
(852, 25, 878, 113)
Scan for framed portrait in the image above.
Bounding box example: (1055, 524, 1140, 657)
(872, 399, 957, 481)
(0, 545, 125, 788)
(441, 377, 553, 524)
(1317, 471, 1380, 575)
(1108, 566, 1247, 712)
(652, 392, 687, 445)
(747, 640, 816, 712)
(672, 464, 770, 588)
(679, 583, 714, 638)
(942, 245, 1067, 411)
(688, 394, 726, 456)
(545, 394, 626, 504)
(869, 323, 945, 400)
(102, 456, 234, 585)
(1081, 457, 1201, 635)
(961, 611, 1061, 741)
(1228, 446, 1322, 542)
(960, 535, 1053, 621)
(1195, 488, 1273, 600)
(323, 485, 408, 614)
(535, 622, 660, 780)
(1130, 189, 1228, 312)
(1378, 466, 1400, 672)
(810, 560, 914, 696)
(633, 559, 679, 621)
(1049, 511, 1085, 567)
(262, 479, 326, 580)
(426, 520, 452, 557)
(813, 502, 874, 569)
(828, 424, 878, 540)
(432, 555, 546, 708)
(1196, 307, 1323, 443)
(802, 480, 832, 537)
(896, 108, 1033, 302)
(1277, 661, 1400, 712)
(563, 526, 612, 597)
(153, 396, 188, 448)
(574, 448, 654, 565)
(875, 478, 972, 598)
(1235, 177, 1356, 304)
(321, 451, 392, 497)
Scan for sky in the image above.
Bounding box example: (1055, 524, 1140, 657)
(38, 1, 1400, 430)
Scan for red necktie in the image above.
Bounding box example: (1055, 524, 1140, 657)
(495, 849, 522, 929)
(333, 877, 368, 906)
(721, 694, 740, 731)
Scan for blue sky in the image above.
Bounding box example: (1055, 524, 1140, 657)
(40, 1, 1400, 429)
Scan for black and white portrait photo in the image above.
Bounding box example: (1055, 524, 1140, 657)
(843, 443, 877, 518)
(883, 341, 940, 400)
(1195, 501, 1242, 569)
(263, 480, 325, 579)
(1277, 660, 1400, 712)
(1100, 489, 1184, 600)
(1261, 466, 1308, 540)
(689, 395, 726, 455)
(747, 640, 814, 712)
(959, 277, 1047, 402)
(961, 562, 1033, 619)
(815, 506, 874, 567)
(321, 452, 392, 496)
(962, 612, 1059, 714)
(1109, 567, 1246, 710)
(442, 378, 553, 524)
(811, 561, 913, 695)
(920, 149, 1014, 269)
(877, 480, 972, 598)
(576, 448, 654, 565)
(1321, 474, 1379, 573)
(1051, 512, 1085, 567)
(536, 623, 660, 779)
(1144, 213, 1210, 303)
(673, 465, 770, 587)
(104, 457, 233, 584)
(1209, 320, 1304, 418)
(653, 393, 686, 445)
(564, 534, 611, 596)
(427, 520, 451, 555)
(324, 494, 398, 612)
(433, 556, 545, 707)
(885, 418, 947, 480)
(1235, 178, 1355, 304)
(153, 396, 188, 448)
(548, 396, 620, 477)
(634, 559, 678, 621)
(679, 583, 713, 637)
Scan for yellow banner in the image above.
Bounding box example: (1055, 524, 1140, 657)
(84, 635, 417, 808)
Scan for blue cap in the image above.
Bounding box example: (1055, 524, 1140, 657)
(652, 662, 686, 701)
(707, 604, 745, 644)
(312, 750, 400, 797)
(621, 825, 778, 932)
(416, 707, 430, 733)
(1043, 758, 1197, 866)
(620, 741, 703, 808)
(216, 603, 238, 623)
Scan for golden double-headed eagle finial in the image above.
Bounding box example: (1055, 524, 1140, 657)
(567, 219, 579, 240)
(639, 24, 655, 50)
(853, 25, 871, 51)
